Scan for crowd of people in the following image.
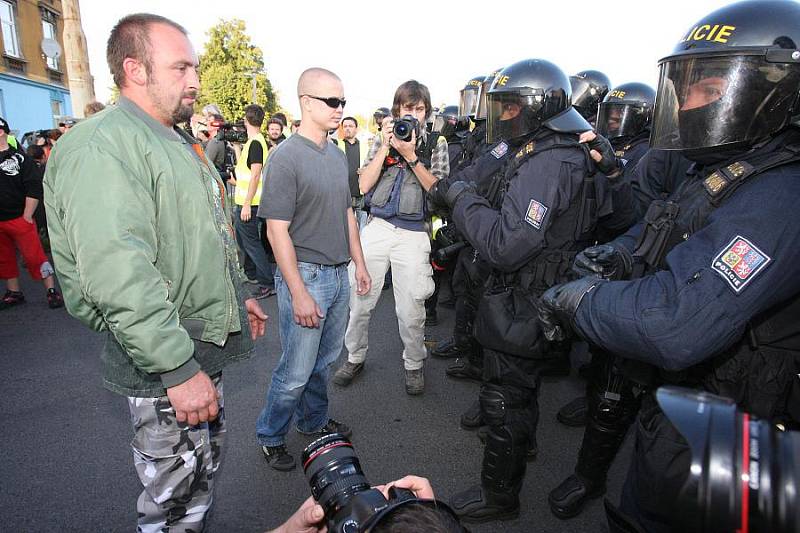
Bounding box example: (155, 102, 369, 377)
(26, 0, 800, 531)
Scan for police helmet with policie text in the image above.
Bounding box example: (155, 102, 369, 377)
(485, 58, 592, 144)
(650, 0, 800, 154)
(459, 75, 484, 118)
(475, 67, 504, 121)
(596, 82, 656, 140)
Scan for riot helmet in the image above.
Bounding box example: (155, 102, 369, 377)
(476, 68, 503, 121)
(570, 70, 611, 123)
(486, 58, 592, 144)
(596, 82, 656, 140)
(373, 107, 391, 130)
(459, 76, 484, 118)
(432, 105, 471, 139)
(650, 0, 800, 155)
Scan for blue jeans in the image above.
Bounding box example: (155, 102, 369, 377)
(256, 261, 350, 446)
(234, 206, 274, 288)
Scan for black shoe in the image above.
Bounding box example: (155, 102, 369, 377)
(0, 290, 24, 310)
(477, 427, 538, 460)
(548, 473, 606, 519)
(446, 358, 482, 383)
(298, 418, 353, 439)
(450, 484, 520, 524)
(425, 311, 438, 327)
(261, 444, 296, 471)
(431, 337, 463, 359)
(47, 288, 64, 309)
(557, 396, 588, 427)
(460, 400, 483, 429)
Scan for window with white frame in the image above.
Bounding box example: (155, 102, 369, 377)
(0, 0, 20, 58)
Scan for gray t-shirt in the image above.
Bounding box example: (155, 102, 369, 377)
(258, 133, 351, 265)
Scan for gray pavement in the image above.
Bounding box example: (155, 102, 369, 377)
(2, 274, 630, 532)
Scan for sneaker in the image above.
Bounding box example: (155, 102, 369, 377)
(253, 286, 276, 299)
(0, 290, 25, 310)
(261, 444, 296, 471)
(298, 418, 353, 439)
(333, 361, 364, 386)
(47, 288, 64, 309)
(405, 368, 425, 395)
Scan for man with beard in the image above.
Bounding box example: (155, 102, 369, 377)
(43, 14, 268, 531)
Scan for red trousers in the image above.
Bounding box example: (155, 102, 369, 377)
(0, 216, 49, 280)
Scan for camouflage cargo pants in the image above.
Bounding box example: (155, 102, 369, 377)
(127, 375, 225, 533)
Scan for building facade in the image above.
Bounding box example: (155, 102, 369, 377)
(0, 0, 72, 138)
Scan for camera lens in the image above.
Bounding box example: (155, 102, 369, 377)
(394, 119, 412, 142)
(657, 387, 800, 532)
(301, 433, 371, 521)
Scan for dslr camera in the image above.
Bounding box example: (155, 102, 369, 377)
(392, 114, 421, 143)
(301, 433, 465, 533)
(656, 386, 799, 533)
(218, 121, 247, 144)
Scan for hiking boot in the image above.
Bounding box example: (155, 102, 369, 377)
(261, 444, 296, 471)
(0, 290, 25, 310)
(431, 337, 463, 359)
(446, 358, 483, 383)
(450, 484, 520, 523)
(405, 368, 424, 395)
(557, 396, 588, 427)
(298, 418, 353, 439)
(548, 473, 606, 519)
(333, 361, 364, 386)
(47, 288, 64, 309)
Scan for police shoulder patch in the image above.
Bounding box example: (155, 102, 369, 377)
(524, 199, 548, 230)
(711, 236, 771, 293)
(491, 142, 508, 159)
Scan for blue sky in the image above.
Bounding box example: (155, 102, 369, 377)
(82, 0, 737, 118)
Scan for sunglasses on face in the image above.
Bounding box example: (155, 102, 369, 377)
(303, 94, 347, 109)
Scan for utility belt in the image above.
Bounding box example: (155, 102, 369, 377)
(473, 250, 577, 359)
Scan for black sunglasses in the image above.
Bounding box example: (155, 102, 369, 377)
(303, 94, 346, 109)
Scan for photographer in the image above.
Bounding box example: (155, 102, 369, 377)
(334, 80, 449, 395)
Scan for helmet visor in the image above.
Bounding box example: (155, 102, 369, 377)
(486, 92, 543, 144)
(459, 86, 480, 117)
(651, 54, 800, 151)
(476, 77, 495, 120)
(570, 77, 600, 112)
(596, 102, 651, 139)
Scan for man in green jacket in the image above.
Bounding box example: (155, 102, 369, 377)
(43, 13, 267, 532)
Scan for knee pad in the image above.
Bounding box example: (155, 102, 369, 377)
(479, 385, 508, 427)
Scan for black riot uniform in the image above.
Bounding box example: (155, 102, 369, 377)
(539, 2, 800, 531)
(570, 70, 611, 127)
(430, 58, 596, 523)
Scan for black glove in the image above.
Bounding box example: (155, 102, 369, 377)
(428, 179, 472, 212)
(572, 244, 633, 281)
(587, 134, 620, 176)
(538, 277, 603, 342)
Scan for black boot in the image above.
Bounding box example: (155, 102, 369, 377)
(446, 357, 482, 382)
(460, 400, 483, 429)
(548, 473, 605, 519)
(557, 396, 588, 427)
(450, 426, 526, 523)
(431, 337, 462, 358)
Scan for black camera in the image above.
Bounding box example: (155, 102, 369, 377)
(219, 121, 247, 144)
(301, 433, 464, 533)
(392, 114, 420, 143)
(656, 386, 799, 533)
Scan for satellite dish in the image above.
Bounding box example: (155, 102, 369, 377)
(41, 38, 61, 59)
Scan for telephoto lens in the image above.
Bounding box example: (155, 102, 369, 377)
(656, 386, 799, 533)
(301, 433, 386, 533)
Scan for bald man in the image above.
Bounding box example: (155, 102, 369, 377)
(255, 68, 371, 471)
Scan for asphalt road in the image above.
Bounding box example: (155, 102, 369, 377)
(2, 274, 631, 532)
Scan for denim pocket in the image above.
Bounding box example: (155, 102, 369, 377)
(298, 263, 320, 283)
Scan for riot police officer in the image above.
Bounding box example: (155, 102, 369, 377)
(539, 2, 800, 531)
(432, 105, 471, 175)
(430, 58, 597, 522)
(570, 70, 611, 127)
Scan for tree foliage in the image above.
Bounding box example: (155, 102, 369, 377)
(197, 19, 278, 122)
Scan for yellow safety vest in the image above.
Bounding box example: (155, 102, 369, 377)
(337, 137, 369, 168)
(234, 133, 267, 206)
